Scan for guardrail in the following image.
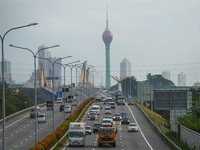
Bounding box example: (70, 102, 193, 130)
(0, 103, 46, 124)
(134, 102, 182, 150)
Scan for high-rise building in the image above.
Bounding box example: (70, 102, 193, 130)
(38, 45, 61, 87)
(120, 58, 132, 79)
(102, 9, 113, 88)
(178, 72, 186, 86)
(162, 71, 171, 80)
(0, 59, 12, 83)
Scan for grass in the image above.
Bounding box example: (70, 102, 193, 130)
(135, 101, 195, 150)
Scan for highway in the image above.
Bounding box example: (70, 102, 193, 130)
(0, 88, 102, 150)
(63, 102, 171, 150)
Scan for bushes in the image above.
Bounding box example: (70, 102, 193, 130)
(29, 97, 94, 150)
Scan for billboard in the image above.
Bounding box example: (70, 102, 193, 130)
(154, 90, 192, 110)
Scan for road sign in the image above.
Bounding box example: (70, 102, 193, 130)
(46, 77, 59, 80)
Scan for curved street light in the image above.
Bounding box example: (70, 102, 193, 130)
(0, 22, 38, 150)
(38, 56, 72, 132)
(9, 44, 59, 146)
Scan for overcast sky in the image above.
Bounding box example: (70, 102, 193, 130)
(1, 0, 200, 87)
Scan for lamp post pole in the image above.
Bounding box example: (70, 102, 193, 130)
(59, 61, 82, 122)
(38, 56, 71, 132)
(0, 23, 38, 150)
(9, 44, 59, 146)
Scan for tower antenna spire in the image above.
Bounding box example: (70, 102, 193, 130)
(106, 4, 108, 28)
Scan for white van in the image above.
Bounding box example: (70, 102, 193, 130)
(105, 106, 111, 114)
(57, 97, 63, 104)
(38, 113, 46, 123)
(64, 105, 71, 113)
(91, 105, 100, 115)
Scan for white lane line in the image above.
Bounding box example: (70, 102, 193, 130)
(127, 104, 153, 150)
(0, 114, 29, 131)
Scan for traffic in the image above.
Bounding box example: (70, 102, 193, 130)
(64, 96, 171, 150)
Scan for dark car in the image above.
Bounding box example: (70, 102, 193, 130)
(120, 112, 128, 118)
(59, 104, 64, 112)
(113, 113, 122, 121)
(121, 116, 130, 124)
(93, 123, 102, 133)
(88, 112, 97, 120)
(108, 102, 116, 109)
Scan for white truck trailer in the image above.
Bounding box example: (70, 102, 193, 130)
(69, 122, 86, 147)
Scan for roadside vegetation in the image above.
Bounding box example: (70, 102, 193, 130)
(136, 101, 194, 150)
(0, 82, 33, 119)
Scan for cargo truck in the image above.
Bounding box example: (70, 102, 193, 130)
(46, 101, 53, 111)
(98, 127, 117, 147)
(69, 122, 86, 147)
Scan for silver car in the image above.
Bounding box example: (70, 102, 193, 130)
(128, 123, 139, 132)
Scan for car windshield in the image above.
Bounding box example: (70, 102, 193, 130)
(94, 124, 102, 127)
(38, 115, 45, 118)
(69, 131, 84, 137)
(102, 119, 111, 123)
(85, 127, 91, 130)
(100, 128, 114, 134)
(130, 123, 137, 126)
(104, 116, 112, 119)
(109, 103, 115, 105)
(114, 114, 120, 116)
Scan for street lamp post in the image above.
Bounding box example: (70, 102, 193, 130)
(9, 44, 59, 146)
(59, 61, 81, 122)
(0, 23, 38, 150)
(38, 56, 72, 132)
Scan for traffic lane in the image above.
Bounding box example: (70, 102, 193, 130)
(114, 104, 152, 150)
(128, 104, 170, 150)
(65, 103, 123, 150)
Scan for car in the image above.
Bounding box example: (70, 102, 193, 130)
(87, 109, 97, 117)
(121, 116, 130, 124)
(105, 106, 111, 114)
(120, 112, 128, 118)
(108, 102, 116, 109)
(57, 97, 63, 104)
(113, 113, 122, 121)
(38, 113, 46, 123)
(60, 104, 64, 112)
(85, 126, 92, 135)
(91, 105, 101, 115)
(88, 112, 97, 120)
(93, 123, 103, 133)
(64, 105, 71, 113)
(102, 118, 113, 125)
(128, 101, 134, 105)
(128, 123, 139, 132)
(118, 100, 125, 105)
(72, 99, 78, 106)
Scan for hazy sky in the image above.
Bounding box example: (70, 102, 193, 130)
(1, 0, 200, 87)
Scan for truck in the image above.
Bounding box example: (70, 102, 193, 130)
(46, 101, 53, 111)
(69, 122, 86, 147)
(98, 127, 117, 147)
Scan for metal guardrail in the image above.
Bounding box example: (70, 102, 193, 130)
(135, 102, 182, 150)
(0, 103, 46, 123)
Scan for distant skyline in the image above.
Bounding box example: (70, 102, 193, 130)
(1, 0, 200, 87)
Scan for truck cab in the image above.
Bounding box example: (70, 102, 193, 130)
(98, 127, 117, 147)
(69, 122, 86, 147)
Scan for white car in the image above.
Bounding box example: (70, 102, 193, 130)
(105, 106, 111, 114)
(38, 113, 46, 123)
(85, 126, 92, 135)
(64, 105, 71, 113)
(128, 123, 139, 132)
(102, 118, 113, 125)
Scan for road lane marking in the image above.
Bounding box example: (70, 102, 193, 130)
(0, 114, 29, 131)
(127, 104, 154, 150)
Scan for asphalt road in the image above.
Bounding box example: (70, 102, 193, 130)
(63, 102, 171, 150)
(0, 88, 102, 150)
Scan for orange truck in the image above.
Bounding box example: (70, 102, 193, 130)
(98, 127, 117, 147)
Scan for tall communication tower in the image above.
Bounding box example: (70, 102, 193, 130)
(102, 7, 113, 88)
